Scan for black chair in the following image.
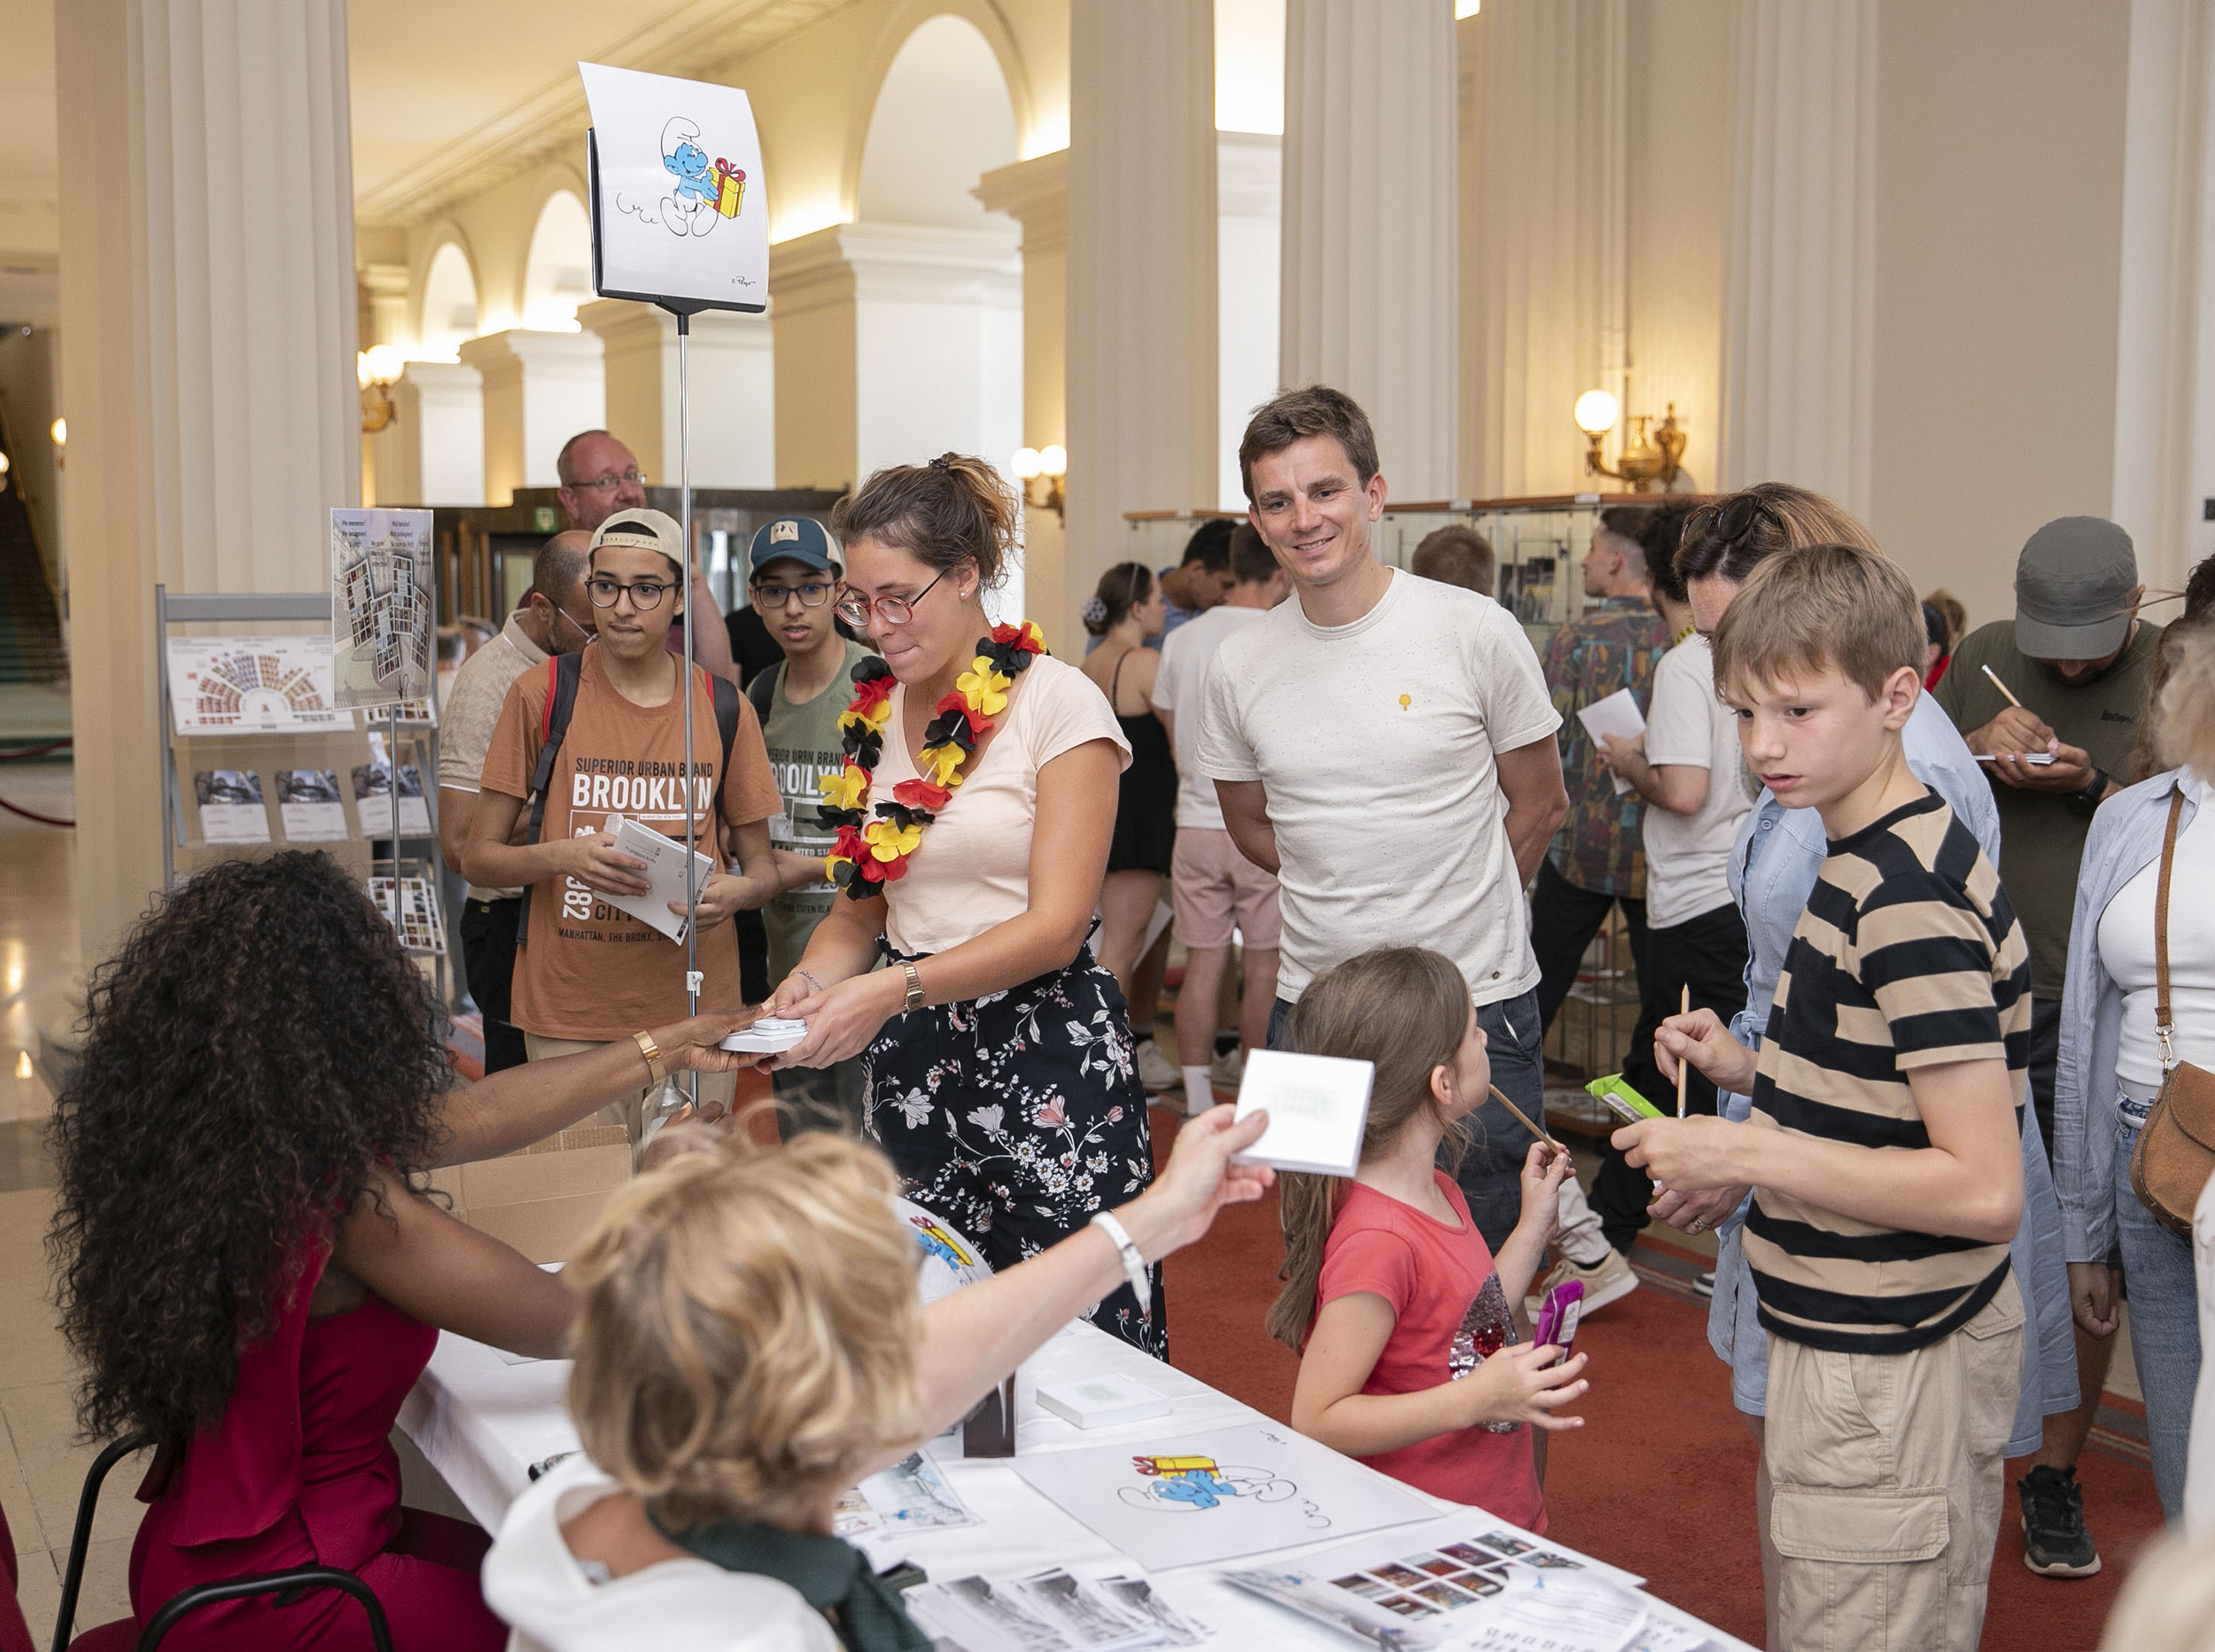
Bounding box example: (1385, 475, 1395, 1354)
(54, 1435, 392, 1652)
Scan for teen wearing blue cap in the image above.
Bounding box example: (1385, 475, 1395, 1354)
(744, 517, 880, 1134)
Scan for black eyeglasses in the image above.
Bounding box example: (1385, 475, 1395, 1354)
(752, 578, 835, 609)
(586, 576, 675, 609)
(571, 469, 646, 493)
(835, 567, 948, 628)
(1685, 494, 1783, 552)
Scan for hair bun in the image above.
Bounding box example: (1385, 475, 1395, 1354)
(1079, 595, 1109, 634)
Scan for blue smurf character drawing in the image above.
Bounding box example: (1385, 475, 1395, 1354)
(659, 116, 718, 237)
(1119, 1454, 1302, 1513)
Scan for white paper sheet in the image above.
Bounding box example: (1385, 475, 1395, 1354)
(193, 769, 268, 844)
(598, 813, 719, 945)
(579, 62, 767, 313)
(1232, 1051, 1374, 1176)
(1009, 1422, 1433, 1573)
(276, 769, 348, 842)
(331, 508, 434, 710)
(1574, 689, 1646, 797)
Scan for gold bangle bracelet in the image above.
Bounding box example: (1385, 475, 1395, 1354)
(632, 1028, 666, 1086)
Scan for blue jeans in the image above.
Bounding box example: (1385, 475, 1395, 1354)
(2115, 1104, 2203, 1521)
(1271, 987, 1545, 1257)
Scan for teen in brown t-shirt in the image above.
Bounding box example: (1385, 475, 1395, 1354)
(467, 510, 780, 1062)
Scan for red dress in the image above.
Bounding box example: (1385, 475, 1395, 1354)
(128, 1243, 506, 1650)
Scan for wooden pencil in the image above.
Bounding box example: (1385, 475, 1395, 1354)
(1489, 1084, 1562, 1154)
(1981, 663, 2025, 709)
(1676, 985, 1690, 1118)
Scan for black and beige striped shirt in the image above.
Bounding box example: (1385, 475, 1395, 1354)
(1745, 792, 2030, 1354)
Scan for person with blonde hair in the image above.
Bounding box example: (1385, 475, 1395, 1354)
(2051, 611, 2215, 1525)
(1659, 484, 2078, 1625)
(482, 1106, 1274, 1650)
(1624, 541, 2031, 1652)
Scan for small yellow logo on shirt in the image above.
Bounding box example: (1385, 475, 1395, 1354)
(1399, 694, 1411, 710)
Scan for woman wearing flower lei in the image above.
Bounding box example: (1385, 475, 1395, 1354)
(753, 454, 1170, 1356)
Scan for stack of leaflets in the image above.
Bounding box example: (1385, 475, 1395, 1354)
(902, 1567, 1210, 1651)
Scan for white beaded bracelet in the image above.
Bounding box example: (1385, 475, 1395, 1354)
(1089, 1210, 1150, 1315)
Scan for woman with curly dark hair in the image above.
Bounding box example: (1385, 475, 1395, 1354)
(50, 851, 750, 1650)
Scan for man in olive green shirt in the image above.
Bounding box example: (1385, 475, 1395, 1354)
(1931, 513, 2160, 1580)
(745, 516, 877, 1134)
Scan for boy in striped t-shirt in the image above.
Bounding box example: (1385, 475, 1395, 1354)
(1614, 543, 2028, 1652)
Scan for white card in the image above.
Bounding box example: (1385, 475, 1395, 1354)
(1574, 687, 1646, 796)
(1232, 1050, 1373, 1177)
(719, 1016, 809, 1052)
(599, 814, 720, 945)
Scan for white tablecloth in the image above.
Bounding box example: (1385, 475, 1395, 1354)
(398, 1320, 1753, 1650)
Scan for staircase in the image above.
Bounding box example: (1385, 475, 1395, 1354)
(0, 414, 65, 686)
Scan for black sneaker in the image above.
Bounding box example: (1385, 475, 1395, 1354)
(1693, 1268, 1715, 1299)
(2017, 1464, 2102, 1578)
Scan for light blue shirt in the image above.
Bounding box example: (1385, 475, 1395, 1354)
(2054, 766, 2202, 1263)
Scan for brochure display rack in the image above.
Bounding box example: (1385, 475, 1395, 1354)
(155, 586, 452, 1004)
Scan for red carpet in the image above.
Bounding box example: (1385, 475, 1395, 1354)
(1150, 1108, 2166, 1652)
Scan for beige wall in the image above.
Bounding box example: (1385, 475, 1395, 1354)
(1869, 0, 2133, 631)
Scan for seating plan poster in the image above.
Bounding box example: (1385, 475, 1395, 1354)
(332, 508, 434, 710)
(167, 636, 341, 736)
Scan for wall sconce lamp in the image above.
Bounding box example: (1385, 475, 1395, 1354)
(357, 345, 404, 434)
(1574, 390, 1686, 492)
(48, 416, 64, 470)
(1010, 444, 1067, 524)
(0, 449, 10, 492)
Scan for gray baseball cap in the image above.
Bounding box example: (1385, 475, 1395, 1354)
(2014, 516, 2139, 660)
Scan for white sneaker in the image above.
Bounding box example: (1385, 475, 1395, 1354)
(1526, 1247, 1638, 1318)
(1135, 1036, 1182, 1095)
(1209, 1047, 1247, 1093)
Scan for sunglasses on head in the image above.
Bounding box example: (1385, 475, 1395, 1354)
(1686, 493, 1783, 548)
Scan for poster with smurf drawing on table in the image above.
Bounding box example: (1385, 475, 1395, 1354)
(579, 61, 767, 313)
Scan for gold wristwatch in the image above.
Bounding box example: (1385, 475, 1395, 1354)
(632, 1028, 667, 1085)
(902, 962, 925, 1012)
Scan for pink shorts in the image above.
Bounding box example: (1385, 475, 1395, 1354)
(1170, 827, 1282, 951)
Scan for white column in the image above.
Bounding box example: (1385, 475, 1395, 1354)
(1280, 0, 1457, 500)
(380, 361, 486, 507)
(579, 299, 775, 492)
(1719, 0, 1878, 512)
(1217, 132, 1282, 510)
(455, 329, 606, 505)
(976, 151, 1069, 647)
(56, 0, 358, 961)
(1065, 0, 1216, 645)
(769, 222, 1022, 492)
(1459, 0, 1628, 499)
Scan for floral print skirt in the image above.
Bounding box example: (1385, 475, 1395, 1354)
(864, 942, 1164, 1357)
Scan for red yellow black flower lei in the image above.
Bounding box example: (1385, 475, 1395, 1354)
(818, 621, 1047, 897)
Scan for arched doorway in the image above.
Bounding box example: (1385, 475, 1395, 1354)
(851, 13, 1024, 613)
(418, 242, 479, 361)
(521, 190, 592, 331)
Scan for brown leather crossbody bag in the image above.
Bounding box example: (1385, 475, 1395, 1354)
(2128, 788, 2215, 1236)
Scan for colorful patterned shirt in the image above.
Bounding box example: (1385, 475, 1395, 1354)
(1542, 595, 1669, 896)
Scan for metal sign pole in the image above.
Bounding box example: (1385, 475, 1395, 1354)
(677, 309, 700, 1107)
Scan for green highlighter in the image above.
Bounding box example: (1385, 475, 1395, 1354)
(1587, 1073, 1665, 1124)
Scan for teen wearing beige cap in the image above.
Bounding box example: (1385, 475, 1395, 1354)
(465, 508, 783, 1150)
(1933, 515, 2164, 1578)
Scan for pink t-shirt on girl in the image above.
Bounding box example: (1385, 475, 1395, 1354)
(1315, 1170, 1546, 1532)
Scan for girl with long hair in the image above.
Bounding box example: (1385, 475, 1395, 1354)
(1079, 561, 1177, 1003)
(758, 455, 1164, 1353)
(50, 851, 751, 1649)
(1272, 947, 1584, 1532)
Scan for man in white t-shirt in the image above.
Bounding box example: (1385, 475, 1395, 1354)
(1154, 524, 1289, 1112)
(1593, 543, 1753, 1254)
(1197, 386, 1571, 1250)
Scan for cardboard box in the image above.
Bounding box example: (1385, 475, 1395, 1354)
(430, 1122, 630, 1264)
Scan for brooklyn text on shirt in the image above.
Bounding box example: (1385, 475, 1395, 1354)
(567, 758, 718, 815)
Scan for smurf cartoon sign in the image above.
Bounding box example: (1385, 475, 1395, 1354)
(579, 62, 766, 313)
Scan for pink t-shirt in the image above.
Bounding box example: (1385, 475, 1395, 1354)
(1316, 1172, 1546, 1532)
(875, 653, 1130, 956)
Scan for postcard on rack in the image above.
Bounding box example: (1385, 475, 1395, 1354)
(276, 769, 348, 842)
(193, 770, 268, 845)
(599, 814, 719, 946)
(1574, 687, 1645, 796)
(1231, 1050, 1373, 1177)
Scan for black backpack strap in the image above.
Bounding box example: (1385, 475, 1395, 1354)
(515, 650, 585, 945)
(743, 663, 778, 732)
